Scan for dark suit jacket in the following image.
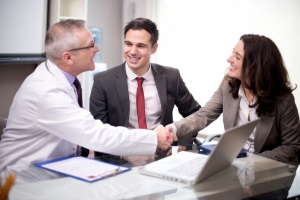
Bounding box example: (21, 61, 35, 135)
(90, 62, 201, 150)
(174, 77, 300, 163)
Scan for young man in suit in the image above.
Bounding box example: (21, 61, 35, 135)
(90, 18, 201, 165)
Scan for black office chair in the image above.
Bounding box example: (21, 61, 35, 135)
(0, 117, 7, 141)
(193, 134, 221, 153)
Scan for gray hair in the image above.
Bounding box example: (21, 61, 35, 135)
(45, 19, 87, 62)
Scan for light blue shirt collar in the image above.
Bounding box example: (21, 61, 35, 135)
(59, 69, 76, 85)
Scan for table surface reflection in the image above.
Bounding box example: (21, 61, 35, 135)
(1, 153, 299, 200)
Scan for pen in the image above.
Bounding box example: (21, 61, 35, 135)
(102, 168, 123, 179)
(0, 172, 15, 200)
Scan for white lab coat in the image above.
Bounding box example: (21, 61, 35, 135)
(0, 60, 157, 169)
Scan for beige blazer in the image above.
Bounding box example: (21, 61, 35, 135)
(174, 77, 300, 163)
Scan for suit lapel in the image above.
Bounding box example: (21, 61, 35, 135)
(254, 111, 275, 152)
(114, 64, 130, 126)
(224, 93, 275, 152)
(221, 80, 275, 153)
(152, 64, 167, 123)
(223, 95, 241, 129)
(223, 84, 275, 152)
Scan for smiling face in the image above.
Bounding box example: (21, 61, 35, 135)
(227, 40, 244, 80)
(123, 29, 158, 76)
(71, 28, 99, 75)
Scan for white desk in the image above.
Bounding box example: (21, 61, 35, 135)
(2, 153, 299, 200)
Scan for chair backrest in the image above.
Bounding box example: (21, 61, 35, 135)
(298, 122, 300, 163)
(0, 117, 7, 141)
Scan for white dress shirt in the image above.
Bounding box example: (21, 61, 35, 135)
(235, 86, 258, 152)
(0, 60, 158, 170)
(125, 63, 161, 130)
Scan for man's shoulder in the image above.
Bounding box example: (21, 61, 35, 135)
(151, 63, 179, 74)
(94, 63, 125, 78)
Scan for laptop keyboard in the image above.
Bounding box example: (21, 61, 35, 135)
(168, 156, 208, 177)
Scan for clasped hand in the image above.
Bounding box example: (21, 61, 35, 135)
(154, 125, 178, 150)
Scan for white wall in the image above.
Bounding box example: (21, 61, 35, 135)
(87, 0, 123, 69)
(122, 0, 154, 30)
(155, 0, 300, 134)
(0, 0, 47, 54)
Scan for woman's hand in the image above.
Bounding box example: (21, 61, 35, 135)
(166, 145, 187, 156)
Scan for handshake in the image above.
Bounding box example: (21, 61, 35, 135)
(154, 125, 177, 150)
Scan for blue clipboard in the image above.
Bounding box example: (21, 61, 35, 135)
(34, 154, 131, 183)
(199, 144, 247, 158)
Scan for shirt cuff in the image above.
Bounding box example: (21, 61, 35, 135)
(170, 124, 177, 135)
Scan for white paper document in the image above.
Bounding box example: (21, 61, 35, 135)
(35, 156, 130, 182)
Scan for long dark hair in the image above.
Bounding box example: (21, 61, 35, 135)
(228, 34, 296, 116)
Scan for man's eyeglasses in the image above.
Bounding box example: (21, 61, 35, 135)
(68, 42, 96, 52)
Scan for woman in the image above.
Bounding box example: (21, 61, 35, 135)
(172, 34, 300, 164)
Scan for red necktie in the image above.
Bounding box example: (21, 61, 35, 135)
(136, 77, 147, 129)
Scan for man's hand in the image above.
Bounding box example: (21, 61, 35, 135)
(154, 125, 177, 150)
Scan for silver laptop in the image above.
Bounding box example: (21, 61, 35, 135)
(139, 118, 260, 185)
